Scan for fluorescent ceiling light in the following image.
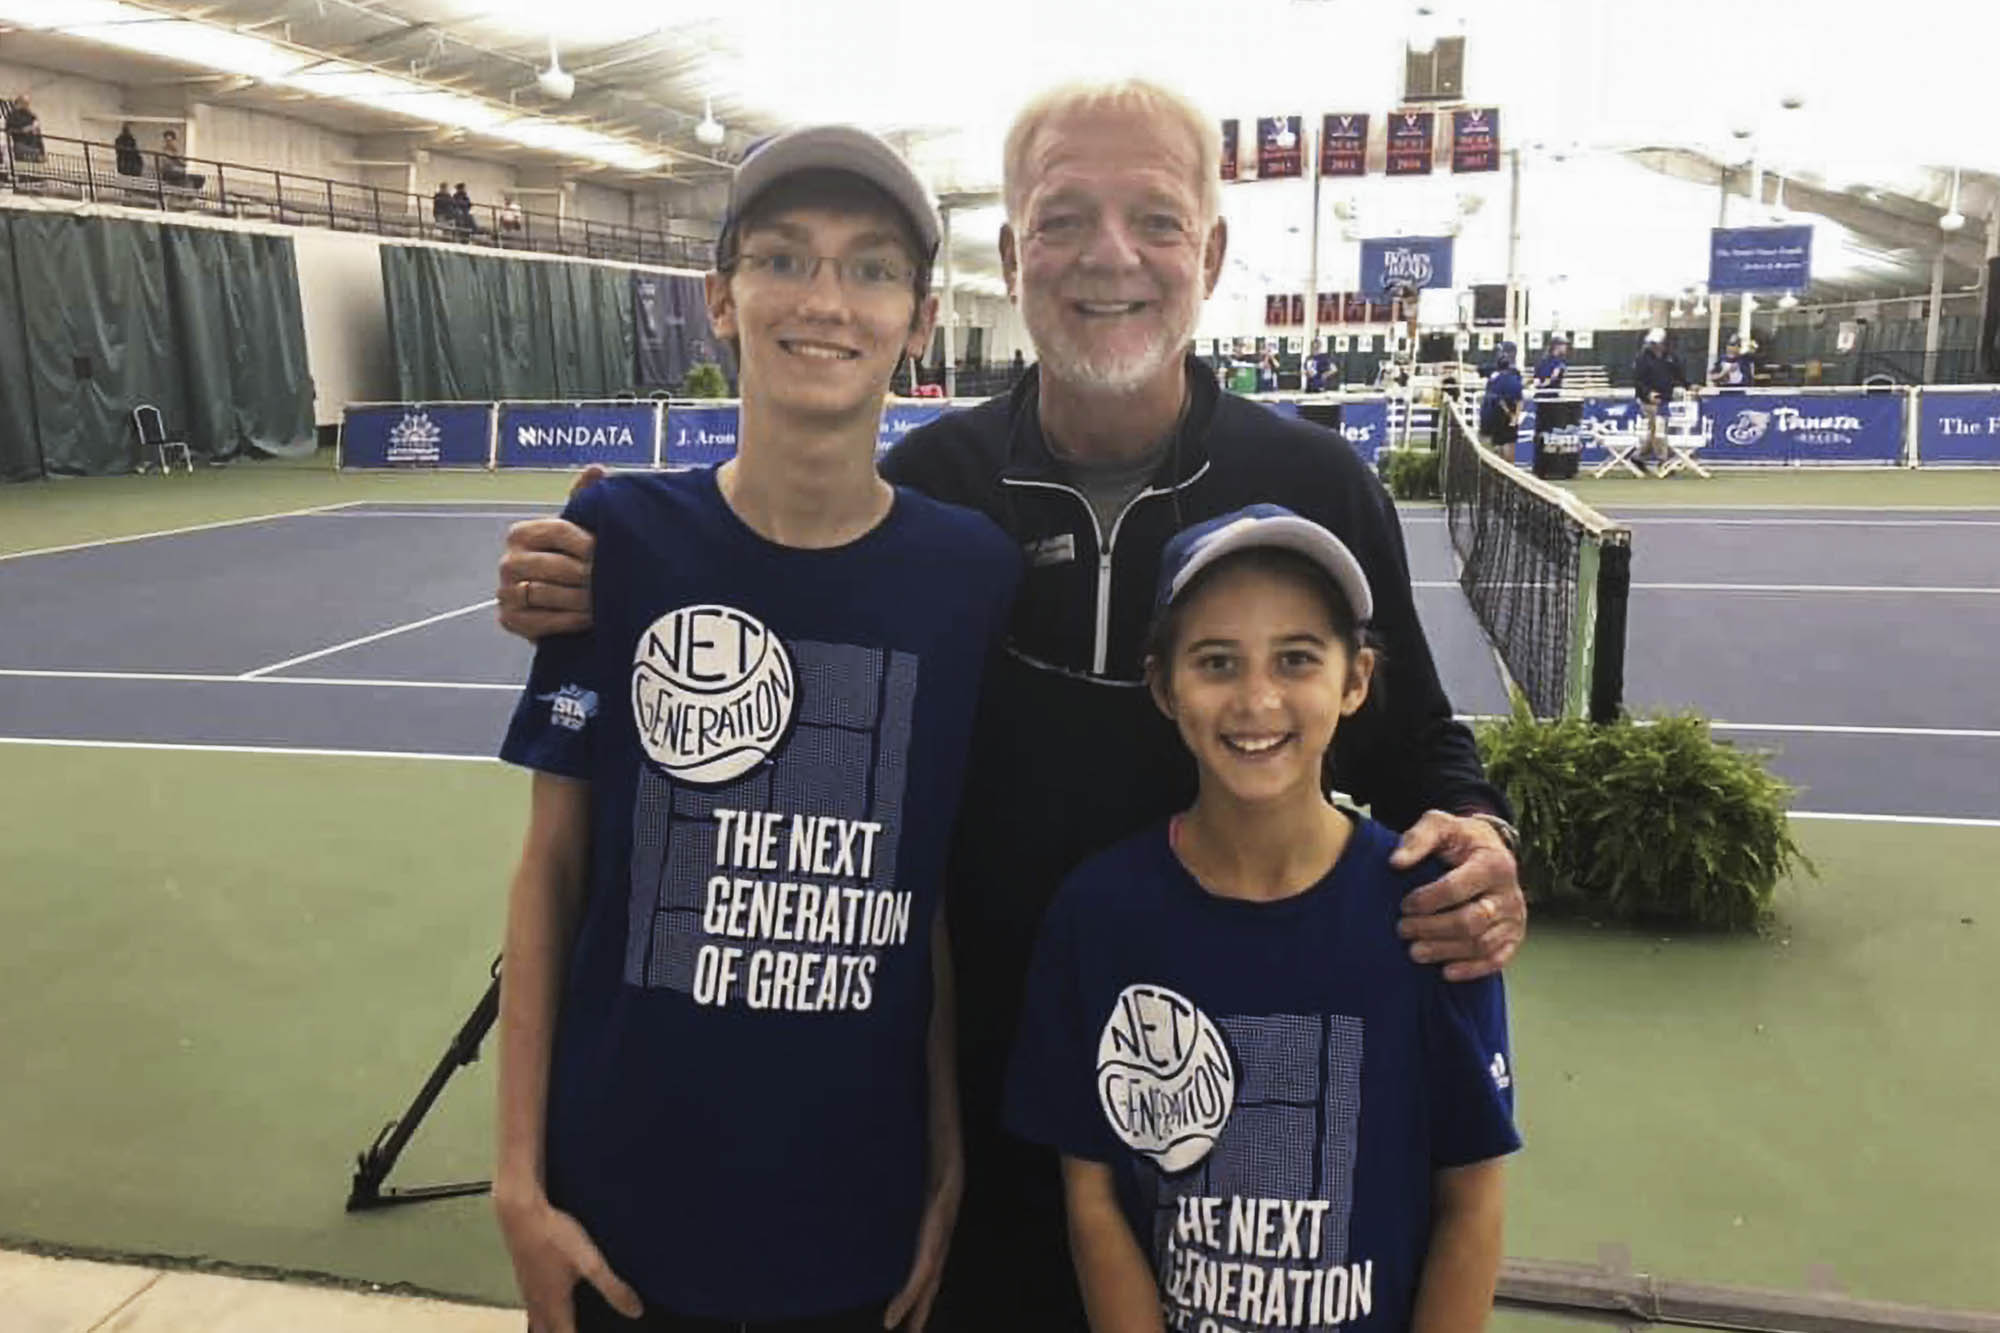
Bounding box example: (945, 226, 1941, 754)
(3, 0, 662, 171)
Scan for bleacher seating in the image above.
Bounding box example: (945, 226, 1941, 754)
(1, 127, 714, 270)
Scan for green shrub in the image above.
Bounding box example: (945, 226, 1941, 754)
(1476, 703, 1812, 930)
(1379, 447, 1441, 501)
(681, 362, 730, 398)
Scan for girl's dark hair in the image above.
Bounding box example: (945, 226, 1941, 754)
(1143, 546, 1387, 710)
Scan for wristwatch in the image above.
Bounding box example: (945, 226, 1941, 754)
(1463, 811, 1521, 854)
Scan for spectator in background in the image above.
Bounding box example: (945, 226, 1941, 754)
(1709, 332, 1751, 391)
(1257, 345, 1281, 392)
(1009, 348, 1026, 384)
(499, 193, 524, 234)
(114, 123, 144, 177)
(6, 92, 44, 163)
(1530, 335, 1569, 399)
(431, 182, 454, 230)
(156, 130, 204, 191)
(1305, 340, 1338, 392)
(453, 182, 479, 234)
(1479, 340, 1525, 455)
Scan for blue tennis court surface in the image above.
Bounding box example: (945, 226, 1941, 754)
(3, 498, 1996, 822)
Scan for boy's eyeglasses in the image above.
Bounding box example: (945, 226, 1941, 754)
(735, 250, 911, 293)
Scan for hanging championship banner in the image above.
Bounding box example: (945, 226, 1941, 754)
(1343, 293, 1370, 323)
(1266, 294, 1289, 324)
(1257, 116, 1304, 179)
(1709, 225, 1813, 293)
(1360, 236, 1455, 294)
(1220, 119, 1239, 181)
(1318, 292, 1341, 324)
(1289, 294, 1305, 324)
(1451, 108, 1501, 173)
(1386, 110, 1435, 175)
(1320, 114, 1369, 176)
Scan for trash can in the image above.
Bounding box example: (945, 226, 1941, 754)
(1534, 426, 1582, 480)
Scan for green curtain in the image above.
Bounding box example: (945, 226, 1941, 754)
(13, 214, 184, 476)
(160, 227, 315, 460)
(0, 216, 41, 481)
(381, 246, 639, 401)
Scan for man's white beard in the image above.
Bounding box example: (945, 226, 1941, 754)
(1027, 292, 1200, 395)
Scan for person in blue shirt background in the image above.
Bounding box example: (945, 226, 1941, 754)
(1478, 342, 1524, 455)
(1007, 505, 1517, 1333)
(493, 124, 1020, 1333)
(1304, 341, 1338, 393)
(1530, 336, 1568, 399)
(1709, 332, 1751, 391)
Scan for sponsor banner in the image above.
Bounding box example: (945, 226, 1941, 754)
(1709, 225, 1813, 294)
(340, 404, 490, 469)
(1256, 116, 1304, 179)
(497, 403, 656, 469)
(1451, 108, 1501, 173)
(878, 403, 953, 455)
(1320, 114, 1369, 176)
(1918, 391, 2000, 463)
(1703, 393, 1900, 463)
(664, 405, 738, 468)
(1360, 236, 1455, 294)
(1220, 119, 1240, 181)
(1385, 110, 1435, 175)
(1342, 398, 1391, 464)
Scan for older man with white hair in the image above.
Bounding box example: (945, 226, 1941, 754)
(497, 79, 1526, 1333)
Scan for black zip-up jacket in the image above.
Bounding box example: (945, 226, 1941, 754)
(880, 357, 1508, 1170)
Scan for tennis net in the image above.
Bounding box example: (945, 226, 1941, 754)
(1440, 398, 1631, 721)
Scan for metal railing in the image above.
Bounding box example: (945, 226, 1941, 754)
(0, 130, 714, 270)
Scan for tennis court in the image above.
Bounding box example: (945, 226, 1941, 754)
(2, 462, 1997, 1326)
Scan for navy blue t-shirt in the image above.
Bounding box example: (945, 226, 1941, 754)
(501, 468, 1020, 1320)
(1480, 367, 1523, 414)
(1005, 817, 1519, 1332)
(1531, 354, 1567, 397)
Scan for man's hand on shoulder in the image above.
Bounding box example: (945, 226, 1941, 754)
(495, 466, 603, 640)
(1388, 810, 1527, 982)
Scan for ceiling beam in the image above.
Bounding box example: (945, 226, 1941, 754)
(1626, 146, 1989, 282)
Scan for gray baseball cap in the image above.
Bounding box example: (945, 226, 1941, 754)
(723, 124, 941, 261)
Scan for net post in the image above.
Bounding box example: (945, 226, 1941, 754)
(1588, 535, 1631, 723)
(1566, 539, 1599, 720)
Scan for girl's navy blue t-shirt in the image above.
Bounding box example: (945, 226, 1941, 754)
(502, 467, 1019, 1320)
(1006, 816, 1520, 1332)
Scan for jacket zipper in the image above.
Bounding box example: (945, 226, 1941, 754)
(1001, 469, 1207, 676)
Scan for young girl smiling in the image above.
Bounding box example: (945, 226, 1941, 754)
(1007, 504, 1519, 1333)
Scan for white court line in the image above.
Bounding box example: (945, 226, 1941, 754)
(1453, 715, 2000, 740)
(0, 736, 499, 764)
(313, 510, 558, 519)
(0, 667, 517, 691)
(236, 598, 498, 679)
(1399, 515, 2000, 527)
(0, 501, 364, 563)
(1413, 580, 2000, 594)
(1790, 811, 2000, 829)
(0, 738, 1992, 825)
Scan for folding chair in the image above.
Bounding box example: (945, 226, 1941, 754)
(1659, 399, 1713, 479)
(1589, 417, 1647, 478)
(132, 404, 193, 474)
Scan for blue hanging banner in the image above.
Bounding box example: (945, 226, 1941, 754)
(1917, 392, 2000, 463)
(339, 404, 491, 469)
(496, 402, 657, 469)
(1701, 393, 1900, 463)
(664, 405, 739, 468)
(1360, 236, 1454, 295)
(1709, 225, 1813, 294)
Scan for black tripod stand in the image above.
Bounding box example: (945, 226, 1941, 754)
(346, 956, 501, 1211)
